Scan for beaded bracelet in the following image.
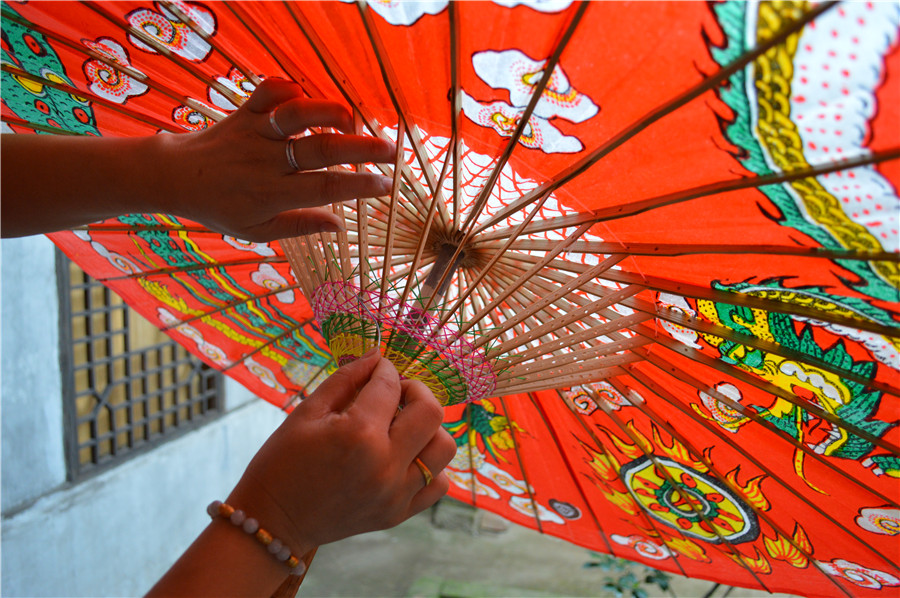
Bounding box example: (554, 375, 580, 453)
(207, 500, 307, 576)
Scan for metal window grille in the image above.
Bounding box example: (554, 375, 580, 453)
(57, 250, 223, 480)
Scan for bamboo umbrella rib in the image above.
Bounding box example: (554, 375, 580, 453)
(629, 354, 900, 511)
(0, 7, 225, 120)
(1, 64, 183, 132)
(227, 3, 338, 102)
(460, 402, 480, 509)
(505, 253, 900, 338)
(429, 191, 558, 324)
(496, 395, 544, 536)
(330, 201, 353, 281)
(603, 379, 861, 593)
(488, 260, 643, 335)
(160, 1, 261, 88)
(318, 230, 342, 284)
(616, 374, 900, 578)
(356, 1, 443, 207)
(636, 329, 900, 456)
(486, 272, 642, 362)
(465, 253, 624, 344)
(481, 276, 603, 358)
(381, 133, 406, 304)
(1, 116, 84, 135)
(396, 148, 455, 310)
(449, 1, 462, 231)
(486, 285, 646, 355)
(284, 3, 435, 217)
(230, 1, 428, 223)
(488, 282, 578, 356)
(279, 238, 316, 298)
(600, 150, 900, 227)
(475, 263, 616, 355)
(223, 3, 314, 94)
(498, 312, 650, 369)
(477, 147, 900, 238)
(83, 2, 242, 111)
(499, 366, 627, 395)
(460, 1, 589, 233)
(555, 390, 689, 572)
(482, 265, 627, 348)
(161, 283, 304, 330)
(622, 295, 900, 397)
(496, 340, 649, 381)
(529, 393, 617, 555)
(471, 1, 839, 235)
(445, 217, 592, 334)
(597, 399, 775, 592)
(486, 238, 900, 263)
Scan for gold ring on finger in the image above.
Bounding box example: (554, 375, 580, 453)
(414, 457, 433, 487)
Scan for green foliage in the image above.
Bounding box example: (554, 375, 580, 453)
(583, 553, 673, 598)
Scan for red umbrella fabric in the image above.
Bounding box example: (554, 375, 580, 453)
(2, 2, 898, 596)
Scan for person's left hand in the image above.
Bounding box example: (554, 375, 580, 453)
(225, 350, 457, 558)
(156, 78, 396, 242)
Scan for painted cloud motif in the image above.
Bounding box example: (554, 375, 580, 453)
(82, 38, 148, 104)
(472, 49, 597, 122)
(126, 1, 215, 62)
(341, 0, 447, 26)
(461, 91, 584, 154)
(463, 49, 597, 154)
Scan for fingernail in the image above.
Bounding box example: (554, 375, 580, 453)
(378, 175, 393, 196)
(362, 347, 381, 359)
(321, 222, 344, 233)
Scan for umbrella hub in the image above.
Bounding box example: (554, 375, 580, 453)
(421, 229, 472, 301)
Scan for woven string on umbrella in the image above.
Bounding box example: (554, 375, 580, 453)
(2, 2, 899, 596)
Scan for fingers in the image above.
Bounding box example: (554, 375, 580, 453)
(240, 207, 343, 242)
(298, 349, 382, 415)
(351, 357, 403, 423)
(390, 379, 446, 459)
(288, 134, 396, 172)
(266, 98, 355, 137)
(408, 429, 456, 489)
(407, 472, 450, 516)
(243, 78, 304, 115)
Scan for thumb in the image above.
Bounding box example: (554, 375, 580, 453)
(245, 208, 344, 243)
(297, 349, 382, 415)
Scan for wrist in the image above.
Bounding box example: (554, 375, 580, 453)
(226, 478, 318, 559)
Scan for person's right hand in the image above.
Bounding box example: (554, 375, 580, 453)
(226, 350, 457, 558)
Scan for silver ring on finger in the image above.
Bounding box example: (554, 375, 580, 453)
(269, 107, 288, 138)
(286, 138, 301, 171)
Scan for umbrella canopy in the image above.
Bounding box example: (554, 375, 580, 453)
(2, 1, 898, 596)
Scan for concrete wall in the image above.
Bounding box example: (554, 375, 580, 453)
(1, 235, 286, 597)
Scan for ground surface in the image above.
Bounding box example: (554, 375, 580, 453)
(298, 499, 800, 598)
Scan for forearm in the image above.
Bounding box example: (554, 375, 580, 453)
(146, 517, 289, 598)
(1, 133, 171, 238)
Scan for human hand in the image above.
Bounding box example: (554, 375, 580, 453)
(156, 78, 395, 242)
(226, 350, 457, 557)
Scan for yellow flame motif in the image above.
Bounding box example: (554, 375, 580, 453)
(763, 524, 811, 569)
(725, 466, 771, 512)
(726, 546, 772, 574)
(652, 425, 710, 473)
(663, 536, 710, 562)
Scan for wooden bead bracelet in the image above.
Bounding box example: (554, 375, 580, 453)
(207, 500, 306, 576)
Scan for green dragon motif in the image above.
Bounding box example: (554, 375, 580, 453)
(1, 3, 99, 135)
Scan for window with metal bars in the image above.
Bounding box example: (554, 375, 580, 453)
(57, 250, 223, 480)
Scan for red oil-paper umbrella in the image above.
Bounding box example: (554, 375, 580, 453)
(2, 2, 898, 596)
